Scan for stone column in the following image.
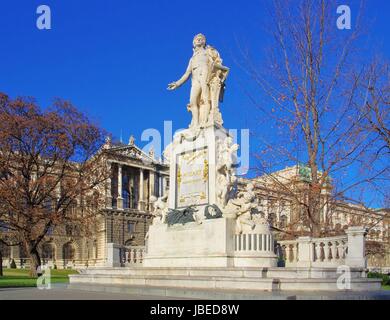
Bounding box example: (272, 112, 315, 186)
(138, 168, 145, 211)
(345, 226, 367, 268)
(162, 176, 167, 197)
(106, 162, 112, 208)
(149, 170, 155, 199)
(117, 164, 123, 209)
(158, 175, 163, 197)
(296, 237, 313, 268)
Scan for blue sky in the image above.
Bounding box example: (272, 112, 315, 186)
(0, 0, 389, 204)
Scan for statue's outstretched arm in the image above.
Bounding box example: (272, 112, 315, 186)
(175, 60, 192, 86)
(168, 59, 192, 90)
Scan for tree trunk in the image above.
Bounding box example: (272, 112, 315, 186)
(0, 250, 3, 276)
(27, 246, 41, 278)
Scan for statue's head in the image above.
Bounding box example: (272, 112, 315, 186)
(193, 33, 206, 48)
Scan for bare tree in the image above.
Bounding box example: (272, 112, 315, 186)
(0, 93, 109, 277)
(239, 0, 389, 236)
(357, 60, 390, 155)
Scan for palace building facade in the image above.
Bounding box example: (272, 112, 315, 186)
(0, 137, 169, 269)
(239, 166, 390, 269)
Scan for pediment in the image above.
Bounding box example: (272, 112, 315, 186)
(108, 145, 155, 164)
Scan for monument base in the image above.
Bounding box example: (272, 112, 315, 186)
(69, 266, 383, 294)
(143, 217, 278, 268)
(144, 218, 235, 268)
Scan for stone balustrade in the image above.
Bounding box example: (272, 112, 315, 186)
(277, 226, 367, 269)
(278, 236, 347, 267)
(104, 227, 367, 269)
(234, 233, 274, 253)
(105, 243, 146, 267)
(123, 246, 145, 265)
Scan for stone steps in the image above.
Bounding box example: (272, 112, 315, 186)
(70, 273, 278, 291)
(67, 282, 390, 300)
(76, 266, 367, 279)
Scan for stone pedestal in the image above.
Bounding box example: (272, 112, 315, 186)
(106, 243, 121, 267)
(144, 123, 278, 269)
(168, 125, 230, 211)
(233, 224, 277, 267)
(345, 227, 367, 268)
(144, 217, 236, 267)
(296, 236, 313, 268)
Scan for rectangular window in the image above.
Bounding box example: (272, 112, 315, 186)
(65, 225, 73, 236)
(127, 222, 135, 234)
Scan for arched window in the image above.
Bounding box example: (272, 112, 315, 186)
(63, 242, 76, 262)
(42, 242, 55, 261)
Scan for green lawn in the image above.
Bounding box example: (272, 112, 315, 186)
(382, 285, 390, 290)
(0, 268, 78, 288)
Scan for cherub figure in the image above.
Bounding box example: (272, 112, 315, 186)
(224, 183, 257, 234)
(216, 137, 239, 207)
(150, 195, 168, 224)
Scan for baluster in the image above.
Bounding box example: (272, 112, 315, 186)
(253, 234, 257, 251)
(315, 242, 321, 262)
(136, 249, 142, 264)
(130, 249, 135, 264)
(140, 249, 144, 263)
(323, 242, 328, 260)
(342, 241, 347, 259)
(327, 242, 332, 261)
(259, 235, 262, 251)
(288, 244, 293, 262)
(331, 241, 337, 262)
(335, 241, 340, 260)
(312, 243, 316, 262)
(292, 244, 297, 262)
(320, 242, 325, 261)
(282, 245, 287, 261)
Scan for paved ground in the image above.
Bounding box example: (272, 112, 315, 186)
(1, 283, 389, 300)
(0, 284, 178, 300)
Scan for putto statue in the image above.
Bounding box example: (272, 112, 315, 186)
(216, 137, 239, 208)
(224, 183, 258, 234)
(168, 33, 229, 128)
(150, 195, 169, 224)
